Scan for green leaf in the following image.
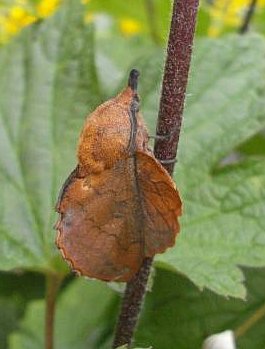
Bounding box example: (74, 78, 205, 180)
(238, 132, 265, 156)
(9, 279, 114, 349)
(0, 0, 101, 272)
(0, 297, 23, 349)
(156, 35, 265, 298)
(134, 268, 265, 349)
(158, 158, 265, 298)
(0, 271, 44, 349)
(179, 35, 265, 186)
(195, 6, 211, 36)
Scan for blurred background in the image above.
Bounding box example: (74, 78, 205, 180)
(1, 0, 265, 42)
(0, 1, 265, 349)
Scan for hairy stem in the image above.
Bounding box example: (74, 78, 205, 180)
(112, 258, 153, 348)
(112, 0, 199, 348)
(45, 273, 63, 349)
(239, 0, 258, 34)
(154, 0, 199, 173)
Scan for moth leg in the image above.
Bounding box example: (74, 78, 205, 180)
(148, 134, 167, 141)
(148, 132, 178, 165)
(158, 158, 177, 165)
(148, 130, 174, 142)
(148, 121, 181, 142)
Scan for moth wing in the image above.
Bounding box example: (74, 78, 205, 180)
(55, 160, 143, 282)
(136, 151, 182, 257)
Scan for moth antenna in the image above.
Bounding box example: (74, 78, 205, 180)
(128, 69, 140, 92)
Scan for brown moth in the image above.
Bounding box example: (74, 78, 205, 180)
(55, 69, 182, 282)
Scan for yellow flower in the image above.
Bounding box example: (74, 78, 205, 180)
(0, 0, 63, 44)
(10, 6, 27, 20)
(208, 0, 265, 37)
(0, 5, 36, 42)
(119, 18, 141, 36)
(10, 6, 36, 26)
(84, 12, 94, 24)
(3, 20, 19, 35)
(36, 0, 60, 18)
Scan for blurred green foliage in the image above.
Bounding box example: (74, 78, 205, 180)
(0, 0, 265, 348)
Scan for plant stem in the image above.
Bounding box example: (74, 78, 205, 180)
(239, 0, 257, 34)
(234, 302, 265, 338)
(154, 0, 199, 174)
(45, 273, 63, 349)
(112, 258, 153, 348)
(144, 0, 160, 45)
(112, 1, 199, 348)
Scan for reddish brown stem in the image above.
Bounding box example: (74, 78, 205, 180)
(45, 273, 62, 349)
(154, 0, 199, 174)
(112, 1, 199, 348)
(112, 258, 153, 348)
